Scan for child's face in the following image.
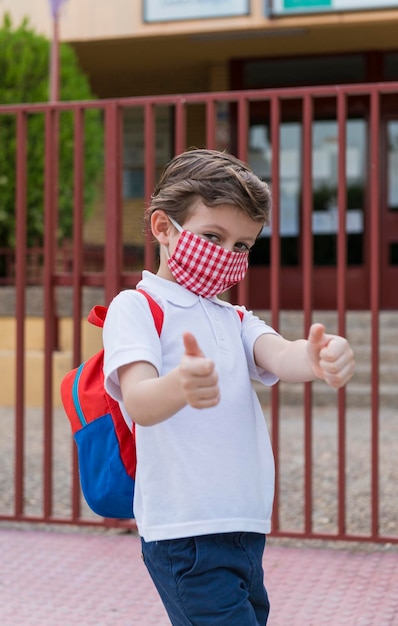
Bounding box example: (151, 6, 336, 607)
(156, 199, 263, 283)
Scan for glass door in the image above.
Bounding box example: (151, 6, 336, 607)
(248, 117, 367, 309)
(381, 119, 398, 309)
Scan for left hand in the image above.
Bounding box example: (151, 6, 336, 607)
(307, 323, 355, 388)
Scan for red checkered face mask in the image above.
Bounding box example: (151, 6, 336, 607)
(166, 216, 249, 298)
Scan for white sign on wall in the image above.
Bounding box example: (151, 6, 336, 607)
(144, 0, 249, 23)
(271, 0, 398, 15)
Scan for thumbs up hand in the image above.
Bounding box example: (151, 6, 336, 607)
(179, 332, 220, 408)
(307, 323, 355, 389)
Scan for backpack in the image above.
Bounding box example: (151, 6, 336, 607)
(60, 289, 163, 519)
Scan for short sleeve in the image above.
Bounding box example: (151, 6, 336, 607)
(237, 306, 279, 386)
(103, 290, 162, 402)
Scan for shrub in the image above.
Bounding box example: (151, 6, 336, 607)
(0, 13, 103, 254)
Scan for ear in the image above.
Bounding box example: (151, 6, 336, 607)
(151, 210, 172, 245)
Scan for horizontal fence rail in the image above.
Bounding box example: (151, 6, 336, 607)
(0, 84, 397, 543)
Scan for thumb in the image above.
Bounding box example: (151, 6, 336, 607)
(183, 332, 205, 358)
(307, 324, 330, 380)
(307, 323, 327, 347)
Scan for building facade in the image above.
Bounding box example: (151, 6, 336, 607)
(2, 0, 398, 309)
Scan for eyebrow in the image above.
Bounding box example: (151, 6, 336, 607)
(201, 221, 261, 242)
(201, 223, 228, 233)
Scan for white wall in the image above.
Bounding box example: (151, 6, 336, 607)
(0, 0, 266, 41)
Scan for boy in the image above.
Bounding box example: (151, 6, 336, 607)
(103, 149, 354, 625)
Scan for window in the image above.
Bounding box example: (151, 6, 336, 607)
(243, 54, 366, 89)
(123, 106, 172, 198)
(248, 118, 366, 267)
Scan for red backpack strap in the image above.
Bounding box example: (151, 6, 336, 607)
(86, 290, 164, 335)
(87, 305, 108, 328)
(136, 289, 164, 336)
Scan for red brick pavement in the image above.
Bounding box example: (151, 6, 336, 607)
(0, 527, 397, 625)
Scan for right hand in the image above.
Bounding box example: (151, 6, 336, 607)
(179, 333, 220, 409)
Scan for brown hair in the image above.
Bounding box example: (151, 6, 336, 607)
(147, 148, 271, 227)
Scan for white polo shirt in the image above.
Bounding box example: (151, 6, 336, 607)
(103, 271, 278, 542)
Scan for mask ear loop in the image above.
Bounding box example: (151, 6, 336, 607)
(168, 215, 183, 233)
(163, 215, 183, 260)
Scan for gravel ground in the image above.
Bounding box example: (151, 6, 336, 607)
(0, 404, 397, 549)
(263, 404, 398, 544)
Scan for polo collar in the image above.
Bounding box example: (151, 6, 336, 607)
(139, 271, 234, 310)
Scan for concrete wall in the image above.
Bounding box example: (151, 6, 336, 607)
(3, 1, 398, 101)
(2, 0, 398, 42)
(0, 0, 280, 40)
(0, 316, 103, 407)
(0, 287, 104, 407)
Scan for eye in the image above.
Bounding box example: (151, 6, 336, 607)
(203, 232, 220, 244)
(234, 242, 251, 253)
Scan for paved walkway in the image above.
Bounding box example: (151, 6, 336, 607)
(1, 526, 397, 626)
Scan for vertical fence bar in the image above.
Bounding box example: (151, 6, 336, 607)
(72, 107, 84, 365)
(237, 96, 249, 307)
(236, 95, 248, 163)
(144, 102, 156, 273)
(14, 110, 28, 517)
(302, 94, 314, 536)
(104, 101, 122, 304)
(369, 88, 380, 540)
(336, 90, 348, 538)
(206, 98, 217, 150)
(175, 99, 186, 156)
(270, 95, 281, 534)
(71, 106, 85, 520)
(106, 101, 129, 530)
(43, 107, 58, 520)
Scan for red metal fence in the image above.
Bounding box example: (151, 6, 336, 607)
(0, 84, 397, 543)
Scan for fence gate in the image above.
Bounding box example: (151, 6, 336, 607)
(0, 88, 397, 544)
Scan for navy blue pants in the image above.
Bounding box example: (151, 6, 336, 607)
(141, 532, 270, 625)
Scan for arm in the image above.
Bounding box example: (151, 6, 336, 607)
(254, 323, 355, 388)
(118, 333, 220, 426)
